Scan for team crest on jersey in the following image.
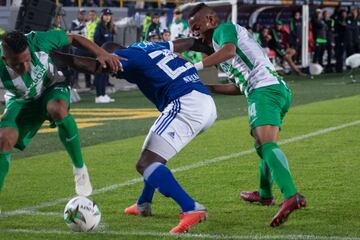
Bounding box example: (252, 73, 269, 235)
(220, 62, 231, 75)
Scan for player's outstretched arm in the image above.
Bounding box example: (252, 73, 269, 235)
(50, 51, 106, 75)
(67, 33, 121, 72)
(194, 43, 236, 71)
(206, 83, 242, 95)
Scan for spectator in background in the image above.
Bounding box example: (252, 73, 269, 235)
(142, 12, 152, 40)
(251, 22, 262, 44)
(144, 14, 160, 42)
(159, 11, 168, 30)
(270, 21, 305, 76)
(323, 10, 335, 72)
(147, 30, 160, 42)
(312, 9, 327, 66)
(335, 9, 347, 72)
(170, 8, 188, 40)
(94, 8, 116, 103)
(83, 10, 99, 88)
(52, 14, 63, 30)
(71, 9, 87, 36)
(289, 10, 302, 64)
(71, 9, 88, 89)
(345, 9, 360, 57)
(160, 28, 171, 41)
(86, 10, 99, 42)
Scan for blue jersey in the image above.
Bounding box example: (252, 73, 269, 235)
(113, 41, 209, 111)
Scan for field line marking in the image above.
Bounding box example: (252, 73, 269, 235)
(1, 119, 360, 218)
(1, 228, 359, 240)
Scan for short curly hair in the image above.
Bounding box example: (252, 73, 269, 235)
(2, 31, 28, 54)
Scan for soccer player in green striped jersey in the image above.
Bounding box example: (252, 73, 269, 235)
(174, 3, 307, 227)
(0, 30, 121, 198)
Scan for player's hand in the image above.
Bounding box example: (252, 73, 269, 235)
(96, 53, 124, 72)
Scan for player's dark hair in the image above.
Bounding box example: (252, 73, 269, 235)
(188, 3, 208, 18)
(102, 42, 125, 53)
(2, 31, 28, 54)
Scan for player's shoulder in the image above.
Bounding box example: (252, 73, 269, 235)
(25, 30, 67, 46)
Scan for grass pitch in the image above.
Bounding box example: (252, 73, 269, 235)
(0, 73, 359, 239)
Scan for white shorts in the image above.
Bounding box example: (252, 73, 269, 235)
(142, 90, 217, 161)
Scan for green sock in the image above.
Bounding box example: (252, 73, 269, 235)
(258, 159, 273, 199)
(56, 114, 84, 168)
(259, 142, 297, 199)
(0, 152, 11, 192)
(255, 145, 273, 198)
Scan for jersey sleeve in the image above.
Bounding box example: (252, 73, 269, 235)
(213, 23, 238, 47)
(156, 41, 174, 52)
(27, 30, 69, 53)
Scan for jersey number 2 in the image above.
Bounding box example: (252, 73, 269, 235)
(149, 50, 193, 80)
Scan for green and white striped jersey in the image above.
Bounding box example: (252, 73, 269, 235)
(0, 30, 69, 101)
(212, 22, 283, 96)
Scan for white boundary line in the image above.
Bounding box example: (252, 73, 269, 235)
(1, 119, 360, 219)
(1, 228, 359, 240)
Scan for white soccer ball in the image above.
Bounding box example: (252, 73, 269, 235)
(64, 196, 101, 232)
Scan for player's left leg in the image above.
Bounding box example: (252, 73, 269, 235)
(44, 84, 92, 196)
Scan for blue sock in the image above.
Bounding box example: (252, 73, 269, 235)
(137, 180, 155, 204)
(144, 162, 195, 212)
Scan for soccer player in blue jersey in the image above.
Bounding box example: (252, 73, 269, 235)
(53, 41, 217, 234)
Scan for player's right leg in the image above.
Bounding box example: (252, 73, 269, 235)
(134, 149, 208, 234)
(240, 151, 275, 206)
(0, 99, 23, 193)
(44, 83, 92, 197)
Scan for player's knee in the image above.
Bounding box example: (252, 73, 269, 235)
(47, 100, 68, 121)
(135, 160, 148, 175)
(0, 128, 18, 151)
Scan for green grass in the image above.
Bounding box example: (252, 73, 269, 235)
(0, 88, 359, 239)
(4, 72, 360, 160)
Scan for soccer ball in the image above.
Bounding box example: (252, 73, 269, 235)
(64, 196, 101, 232)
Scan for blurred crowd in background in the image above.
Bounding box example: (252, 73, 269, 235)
(1, 2, 360, 103)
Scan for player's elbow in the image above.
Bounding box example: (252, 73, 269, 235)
(223, 44, 236, 59)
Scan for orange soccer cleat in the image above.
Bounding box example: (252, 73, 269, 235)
(169, 210, 208, 234)
(124, 202, 152, 217)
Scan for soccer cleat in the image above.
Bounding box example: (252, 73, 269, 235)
(73, 165, 93, 197)
(240, 191, 275, 206)
(169, 205, 208, 234)
(124, 202, 152, 217)
(270, 193, 307, 227)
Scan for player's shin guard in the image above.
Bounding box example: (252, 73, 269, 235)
(56, 114, 84, 168)
(143, 162, 195, 212)
(137, 180, 155, 204)
(258, 159, 273, 199)
(255, 145, 273, 199)
(259, 142, 297, 199)
(0, 152, 11, 192)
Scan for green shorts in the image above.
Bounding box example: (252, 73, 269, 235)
(247, 83, 292, 132)
(0, 83, 71, 150)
